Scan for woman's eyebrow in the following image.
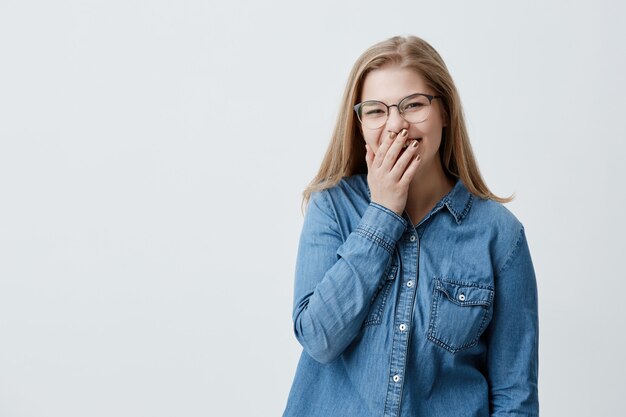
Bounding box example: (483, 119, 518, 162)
(361, 93, 426, 104)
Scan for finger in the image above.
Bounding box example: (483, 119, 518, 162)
(380, 129, 408, 172)
(365, 144, 374, 169)
(390, 139, 420, 179)
(373, 131, 396, 169)
(399, 152, 421, 185)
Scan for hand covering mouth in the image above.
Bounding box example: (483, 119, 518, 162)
(402, 138, 422, 148)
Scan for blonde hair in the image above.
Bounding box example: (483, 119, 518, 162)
(301, 35, 513, 213)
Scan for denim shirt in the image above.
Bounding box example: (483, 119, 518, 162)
(283, 174, 539, 417)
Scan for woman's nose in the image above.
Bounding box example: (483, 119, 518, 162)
(385, 106, 409, 134)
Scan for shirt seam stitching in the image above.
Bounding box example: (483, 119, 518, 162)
(496, 224, 525, 275)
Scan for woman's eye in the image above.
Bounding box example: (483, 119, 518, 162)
(405, 102, 424, 110)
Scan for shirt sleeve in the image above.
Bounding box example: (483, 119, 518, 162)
(486, 225, 539, 416)
(292, 190, 407, 364)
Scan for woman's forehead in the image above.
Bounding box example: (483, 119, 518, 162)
(360, 66, 429, 102)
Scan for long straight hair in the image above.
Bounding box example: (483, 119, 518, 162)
(301, 35, 513, 213)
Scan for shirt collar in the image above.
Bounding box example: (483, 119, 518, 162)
(442, 177, 474, 225)
(362, 174, 473, 225)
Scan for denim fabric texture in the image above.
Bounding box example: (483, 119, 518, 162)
(283, 174, 539, 417)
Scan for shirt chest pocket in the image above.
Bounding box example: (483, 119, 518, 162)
(363, 261, 398, 327)
(427, 278, 494, 353)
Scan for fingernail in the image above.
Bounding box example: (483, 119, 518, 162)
(390, 132, 397, 139)
(401, 129, 408, 137)
(411, 140, 418, 148)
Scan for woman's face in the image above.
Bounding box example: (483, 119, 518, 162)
(359, 65, 446, 177)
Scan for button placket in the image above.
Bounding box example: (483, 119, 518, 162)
(384, 229, 419, 415)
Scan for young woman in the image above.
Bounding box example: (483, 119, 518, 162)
(282, 35, 539, 417)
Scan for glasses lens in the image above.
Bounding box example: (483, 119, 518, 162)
(358, 102, 387, 129)
(400, 95, 431, 124)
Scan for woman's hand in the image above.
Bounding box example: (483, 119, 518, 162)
(365, 129, 421, 216)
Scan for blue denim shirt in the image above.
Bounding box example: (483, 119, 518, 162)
(283, 174, 539, 417)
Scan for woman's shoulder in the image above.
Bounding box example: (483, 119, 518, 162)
(336, 173, 369, 196)
(312, 173, 369, 205)
(468, 192, 528, 259)
(471, 195, 523, 230)
(307, 174, 370, 221)
(465, 192, 531, 273)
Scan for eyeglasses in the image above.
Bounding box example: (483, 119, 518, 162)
(353, 93, 442, 130)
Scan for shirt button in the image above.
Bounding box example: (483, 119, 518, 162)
(393, 374, 400, 382)
(458, 293, 466, 301)
(407, 280, 414, 288)
(399, 324, 407, 331)
(409, 235, 416, 242)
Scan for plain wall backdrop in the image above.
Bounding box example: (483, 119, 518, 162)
(1, 0, 624, 416)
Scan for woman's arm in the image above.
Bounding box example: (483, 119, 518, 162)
(486, 225, 539, 416)
(292, 190, 406, 364)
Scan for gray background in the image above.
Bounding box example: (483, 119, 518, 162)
(1, 0, 624, 416)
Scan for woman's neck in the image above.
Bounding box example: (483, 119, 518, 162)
(404, 162, 456, 226)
